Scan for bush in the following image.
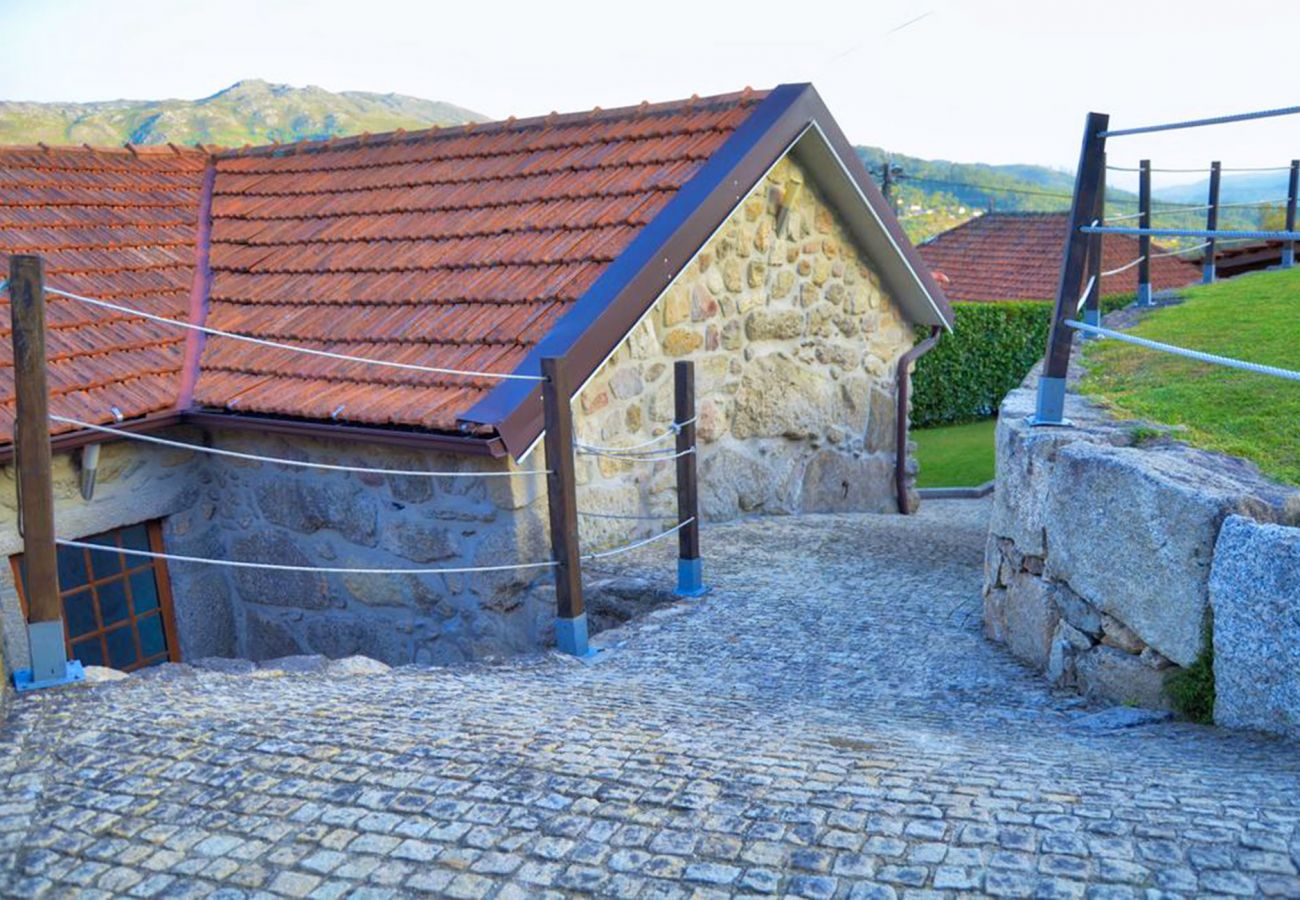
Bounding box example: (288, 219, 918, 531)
(911, 296, 1131, 428)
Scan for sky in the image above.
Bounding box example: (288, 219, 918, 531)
(2, 0, 1298, 189)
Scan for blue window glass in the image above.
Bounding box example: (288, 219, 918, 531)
(72, 637, 104, 668)
(105, 626, 138, 670)
(129, 570, 159, 613)
(64, 588, 98, 638)
(120, 525, 150, 553)
(138, 615, 166, 659)
(98, 579, 129, 626)
(85, 533, 122, 579)
(57, 548, 88, 591)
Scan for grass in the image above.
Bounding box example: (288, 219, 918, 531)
(1079, 267, 1300, 487)
(913, 418, 997, 488)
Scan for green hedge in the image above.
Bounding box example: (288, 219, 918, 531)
(911, 297, 1131, 428)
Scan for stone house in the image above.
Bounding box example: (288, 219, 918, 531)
(0, 83, 952, 674)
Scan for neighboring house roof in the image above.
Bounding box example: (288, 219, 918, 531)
(1213, 239, 1287, 279)
(0, 83, 952, 459)
(916, 211, 1202, 303)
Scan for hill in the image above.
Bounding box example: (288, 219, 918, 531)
(0, 79, 487, 148)
(857, 147, 1276, 243)
(1153, 171, 1293, 206)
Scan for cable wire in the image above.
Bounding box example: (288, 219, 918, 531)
(574, 417, 696, 455)
(54, 538, 560, 575)
(45, 287, 546, 382)
(1099, 256, 1145, 278)
(575, 444, 697, 462)
(1066, 321, 1300, 381)
(48, 415, 549, 478)
(582, 518, 694, 561)
(578, 510, 678, 521)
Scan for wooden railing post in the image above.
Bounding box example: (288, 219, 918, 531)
(9, 255, 80, 690)
(673, 360, 705, 597)
(1082, 155, 1105, 337)
(1032, 111, 1108, 426)
(1138, 159, 1153, 304)
(1284, 160, 1298, 269)
(1203, 161, 1221, 284)
(540, 356, 589, 657)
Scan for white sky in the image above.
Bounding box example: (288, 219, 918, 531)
(3, 0, 1298, 189)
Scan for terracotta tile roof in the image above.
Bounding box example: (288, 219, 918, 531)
(916, 212, 1202, 303)
(0, 145, 209, 442)
(193, 91, 769, 431)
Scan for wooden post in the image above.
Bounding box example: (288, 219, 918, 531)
(1033, 111, 1108, 426)
(8, 255, 76, 688)
(1284, 160, 1298, 269)
(1203, 161, 1221, 284)
(540, 355, 588, 656)
(1082, 155, 1105, 336)
(673, 360, 704, 596)
(1138, 159, 1153, 304)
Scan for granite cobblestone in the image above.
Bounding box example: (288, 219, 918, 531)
(1, 500, 1299, 897)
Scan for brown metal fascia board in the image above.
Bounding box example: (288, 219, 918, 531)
(181, 410, 508, 457)
(460, 83, 822, 458)
(0, 410, 185, 466)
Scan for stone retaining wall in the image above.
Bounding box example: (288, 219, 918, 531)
(985, 380, 1300, 736)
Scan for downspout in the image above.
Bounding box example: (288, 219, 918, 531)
(895, 326, 942, 514)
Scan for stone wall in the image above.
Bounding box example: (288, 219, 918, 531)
(569, 154, 917, 533)
(0, 152, 921, 673)
(985, 380, 1300, 730)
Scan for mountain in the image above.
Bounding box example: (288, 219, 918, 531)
(856, 147, 1275, 243)
(1153, 171, 1293, 206)
(0, 79, 487, 148)
(855, 146, 1138, 242)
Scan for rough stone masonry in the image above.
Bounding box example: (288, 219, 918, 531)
(985, 367, 1300, 736)
(0, 153, 923, 674)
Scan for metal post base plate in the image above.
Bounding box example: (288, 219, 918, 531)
(13, 659, 84, 693)
(555, 613, 596, 659)
(1137, 283, 1153, 306)
(1028, 376, 1073, 427)
(675, 557, 708, 597)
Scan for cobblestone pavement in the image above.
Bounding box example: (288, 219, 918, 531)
(3, 499, 1300, 899)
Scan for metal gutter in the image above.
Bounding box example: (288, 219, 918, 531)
(0, 410, 184, 466)
(182, 410, 508, 457)
(895, 326, 942, 514)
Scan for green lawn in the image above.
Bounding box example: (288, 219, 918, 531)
(913, 418, 997, 488)
(1080, 268, 1300, 486)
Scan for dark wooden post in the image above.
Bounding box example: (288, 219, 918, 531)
(540, 355, 588, 657)
(1138, 159, 1153, 304)
(1082, 155, 1105, 336)
(1203, 161, 1221, 284)
(1284, 160, 1298, 269)
(1032, 111, 1108, 426)
(673, 360, 704, 596)
(9, 255, 77, 689)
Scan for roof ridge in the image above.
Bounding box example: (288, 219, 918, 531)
(0, 142, 211, 158)
(213, 87, 770, 161)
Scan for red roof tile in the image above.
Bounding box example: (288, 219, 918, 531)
(0, 145, 208, 442)
(193, 91, 768, 431)
(916, 212, 1201, 303)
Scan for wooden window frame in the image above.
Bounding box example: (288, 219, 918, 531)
(10, 520, 181, 671)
